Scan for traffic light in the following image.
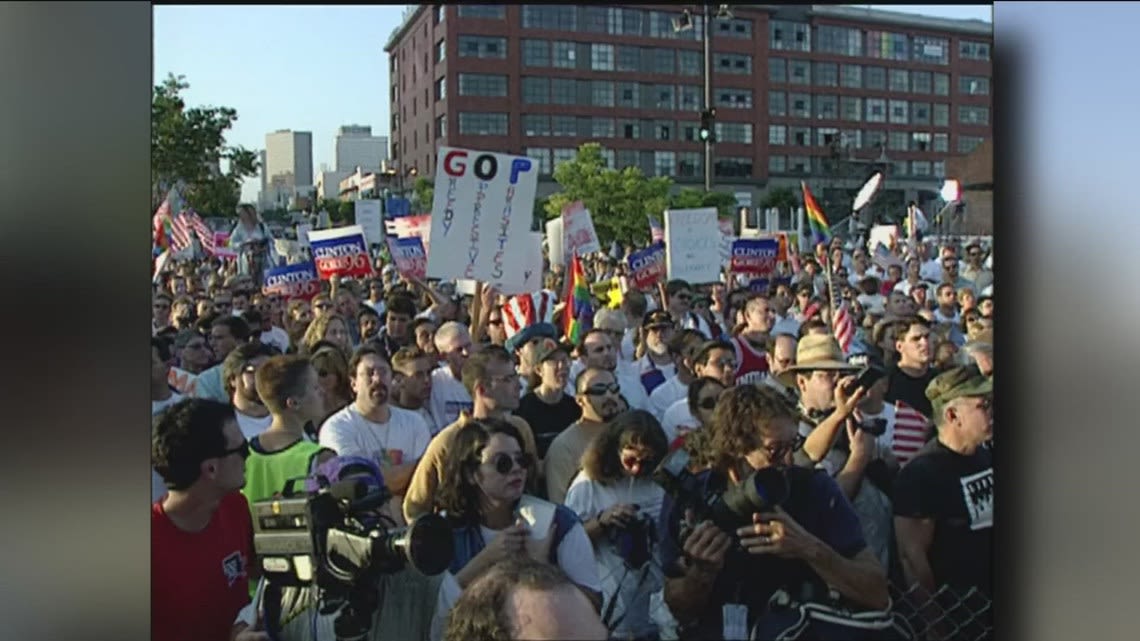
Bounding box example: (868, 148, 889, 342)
(699, 109, 716, 142)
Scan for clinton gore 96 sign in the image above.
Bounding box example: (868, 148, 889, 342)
(427, 147, 538, 290)
(730, 238, 780, 278)
(307, 225, 374, 280)
(262, 262, 321, 300)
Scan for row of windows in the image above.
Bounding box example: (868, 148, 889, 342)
(521, 40, 702, 75)
(521, 6, 753, 41)
(457, 73, 507, 97)
(770, 19, 989, 63)
(767, 126, 954, 153)
(768, 155, 947, 178)
(520, 114, 753, 144)
(769, 60, 986, 97)
(768, 92, 964, 127)
(521, 78, 704, 111)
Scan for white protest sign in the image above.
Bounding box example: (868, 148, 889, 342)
(545, 217, 564, 266)
(354, 200, 383, 247)
(522, 232, 545, 293)
(869, 224, 900, 252)
(296, 223, 313, 247)
(664, 207, 722, 284)
(426, 147, 539, 291)
(718, 218, 735, 265)
(562, 201, 600, 257)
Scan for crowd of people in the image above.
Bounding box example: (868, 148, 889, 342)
(151, 217, 994, 641)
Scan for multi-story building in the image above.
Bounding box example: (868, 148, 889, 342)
(262, 129, 314, 210)
(384, 4, 991, 222)
(335, 125, 390, 173)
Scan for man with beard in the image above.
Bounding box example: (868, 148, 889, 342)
(194, 316, 252, 403)
(428, 321, 475, 428)
(732, 295, 776, 384)
(222, 342, 278, 440)
(885, 317, 936, 419)
(373, 294, 416, 362)
(545, 367, 626, 504)
(358, 306, 382, 344)
(636, 310, 678, 395)
(318, 345, 432, 510)
(390, 346, 437, 434)
(570, 329, 649, 412)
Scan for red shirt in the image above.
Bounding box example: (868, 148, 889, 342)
(152, 492, 253, 641)
(732, 335, 770, 385)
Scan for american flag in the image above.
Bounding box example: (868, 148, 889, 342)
(892, 401, 931, 466)
(648, 215, 664, 243)
(832, 301, 855, 353)
(171, 210, 215, 255)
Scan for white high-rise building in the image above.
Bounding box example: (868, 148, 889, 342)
(335, 125, 389, 173)
(262, 130, 313, 210)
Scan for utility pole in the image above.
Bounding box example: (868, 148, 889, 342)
(703, 3, 714, 192)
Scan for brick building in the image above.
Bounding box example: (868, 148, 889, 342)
(945, 137, 992, 235)
(384, 4, 991, 224)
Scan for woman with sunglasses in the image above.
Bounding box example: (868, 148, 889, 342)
(300, 312, 352, 358)
(436, 417, 603, 606)
(309, 343, 353, 425)
(564, 410, 674, 641)
(661, 376, 728, 450)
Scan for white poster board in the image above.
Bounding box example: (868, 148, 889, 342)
(664, 208, 722, 284)
(545, 217, 564, 266)
(296, 223, 313, 248)
(426, 147, 539, 291)
(522, 232, 545, 293)
(718, 218, 735, 265)
(561, 201, 601, 256)
(869, 224, 901, 252)
(354, 200, 383, 247)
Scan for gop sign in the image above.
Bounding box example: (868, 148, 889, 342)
(730, 238, 779, 278)
(263, 261, 321, 301)
(307, 225, 374, 280)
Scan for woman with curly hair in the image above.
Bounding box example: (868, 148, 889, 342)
(435, 417, 602, 606)
(300, 312, 352, 357)
(308, 343, 353, 424)
(284, 299, 313, 352)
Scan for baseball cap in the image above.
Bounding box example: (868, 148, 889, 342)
(531, 337, 570, 364)
(642, 309, 674, 330)
(925, 365, 993, 418)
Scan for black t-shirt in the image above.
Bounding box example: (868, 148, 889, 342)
(885, 364, 935, 418)
(516, 391, 581, 459)
(893, 439, 993, 596)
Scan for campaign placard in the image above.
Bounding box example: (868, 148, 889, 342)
(307, 225, 374, 280)
(262, 261, 321, 300)
(354, 200, 384, 248)
(562, 200, 601, 257)
(386, 236, 427, 280)
(730, 238, 780, 278)
(627, 242, 666, 290)
(426, 147, 538, 290)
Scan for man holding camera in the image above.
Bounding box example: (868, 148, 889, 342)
(658, 384, 889, 640)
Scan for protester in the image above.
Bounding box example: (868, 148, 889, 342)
(194, 315, 252, 402)
(885, 316, 936, 418)
(428, 321, 475, 428)
(390, 345, 438, 433)
(545, 367, 627, 504)
(647, 329, 705, 423)
(308, 343, 352, 423)
(300, 312, 352, 357)
(515, 337, 581, 459)
(222, 342, 278, 440)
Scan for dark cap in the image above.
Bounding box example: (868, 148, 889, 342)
(532, 337, 571, 364)
(642, 309, 674, 330)
(926, 365, 993, 417)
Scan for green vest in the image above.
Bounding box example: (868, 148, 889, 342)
(242, 437, 326, 507)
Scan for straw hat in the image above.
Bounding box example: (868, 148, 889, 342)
(776, 334, 860, 387)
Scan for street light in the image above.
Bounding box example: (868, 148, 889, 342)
(674, 5, 735, 193)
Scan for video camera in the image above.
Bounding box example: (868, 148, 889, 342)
(251, 456, 453, 641)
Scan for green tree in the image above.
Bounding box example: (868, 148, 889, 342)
(668, 188, 740, 218)
(545, 143, 672, 245)
(411, 177, 434, 212)
(152, 73, 259, 217)
(760, 186, 799, 212)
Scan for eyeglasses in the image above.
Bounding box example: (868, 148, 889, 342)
(584, 382, 621, 396)
(760, 434, 805, 462)
(621, 453, 656, 470)
(218, 440, 250, 460)
(484, 452, 533, 475)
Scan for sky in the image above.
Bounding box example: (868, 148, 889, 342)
(153, 4, 992, 204)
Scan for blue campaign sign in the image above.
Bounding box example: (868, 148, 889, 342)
(385, 197, 412, 218)
(263, 261, 321, 300)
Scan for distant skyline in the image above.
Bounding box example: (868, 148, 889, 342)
(153, 4, 992, 205)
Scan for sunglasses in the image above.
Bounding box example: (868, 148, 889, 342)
(621, 453, 656, 469)
(218, 440, 250, 460)
(761, 434, 806, 462)
(485, 452, 532, 475)
(584, 382, 621, 396)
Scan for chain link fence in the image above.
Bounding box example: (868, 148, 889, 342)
(889, 582, 992, 641)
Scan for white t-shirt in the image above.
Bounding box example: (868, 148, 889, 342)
(660, 399, 700, 444)
(620, 328, 637, 364)
(648, 376, 687, 423)
(427, 365, 473, 430)
(476, 519, 602, 595)
(152, 392, 185, 502)
(933, 308, 960, 325)
(259, 326, 290, 353)
(636, 354, 676, 386)
(364, 299, 386, 316)
(235, 410, 273, 441)
(319, 403, 432, 467)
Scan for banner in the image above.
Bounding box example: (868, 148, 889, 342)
(308, 225, 374, 280)
(562, 200, 601, 257)
(426, 147, 538, 290)
(262, 261, 321, 300)
(386, 236, 427, 280)
(354, 200, 384, 247)
(545, 217, 564, 266)
(748, 276, 791, 293)
(730, 238, 780, 278)
(664, 208, 722, 284)
(213, 232, 236, 259)
(627, 242, 667, 290)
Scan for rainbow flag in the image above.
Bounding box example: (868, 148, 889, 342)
(800, 181, 831, 247)
(562, 252, 594, 345)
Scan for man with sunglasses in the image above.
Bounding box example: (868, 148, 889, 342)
(545, 367, 627, 504)
(152, 399, 259, 641)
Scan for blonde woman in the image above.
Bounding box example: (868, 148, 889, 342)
(309, 344, 353, 424)
(300, 312, 352, 357)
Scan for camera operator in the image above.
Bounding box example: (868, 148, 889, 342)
(564, 410, 674, 640)
(658, 385, 888, 640)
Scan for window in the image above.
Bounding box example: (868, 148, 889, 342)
(458, 73, 508, 97)
(911, 132, 932, 152)
(655, 84, 675, 110)
(933, 103, 949, 127)
(892, 161, 909, 176)
(620, 120, 640, 140)
(715, 157, 754, 178)
(933, 73, 950, 96)
(599, 148, 616, 168)
(653, 48, 676, 74)
(840, 129, 862, 149)
(716, 53, 752, 75)
(521, 40, 550, 67)
(912, 161, 932, 176)
(913, 35, 949, 64)
(867, 30, 908, 61)
(679, 50, 701, 75)
(911, 102, 931, 125)
(616, 149, 638, 169)
(458, 112, 508, 136)
(866, 98, 886, 123)
(592, 80, 615, 107)
(591, 43, 614, 71)
(841, 64, 862, 89)
(790, 126, 811, 147)
(841, 96, 862, 122)
(789, 59, 810, 84)
(650, 10, 693, 40)
(525, 148, 552, 174)
(592, 118, 615, 138)
(958, 135, 985, 154)
(864, 129, 886, 149)
(815, 127, 838, 148)
(551, 78, 577, 105)
(436, 115, 447, 138)
(815, 95, 837, 120)
(678, 152, 701, 177)
(770, 21, 811, 52)
(716, 89, 752, 109)
(889, 69, 909, 92)
(788, 156, 810, 174)
(522, 77, 549, 104)
(654, 151, 675, 177)
(523, 6, 577, 30)
(790, 93, 811, 118)
(865, 66, 885, 90)
(655, 119, 674, 141)
(912, 71, 932, 94)
(817, 25, 863, 56)
(719, 17, 753, 38)
(436, 39, 446, 63)
(681, 123, 698, 142)
(959, 106, 989, 125)
(769, 58, 787, 84)
(617, 82, 638, 108)
(552, 41, 576, 69)
(553, 148, 577, 170)
(933, 161, 945, 177)
(678, 85, 700, 110)
(814, 62, 838, 87)
(769, 125, 787, 145)
(459, 5, 504, 18)
(435, 77, 447, 101)
(436, 5, 446, 23)
(618, 8, 645, 37)
(769, 91, 786, 117)
(933, 133, 949, 152)
(522, 115, 550, 136)
(888, 131, 909, 151)
(715, 122, 753, 144)
(960, 75, 990, 95)
(768, 155, 787, 173)
(617, 46, 640, 72)
(552, 115, 576, 137)
(960, 40, 991, 61)
(458, 35, 506, 59)
(889, 100, 909, 124)
(583, 7, 609, 33)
